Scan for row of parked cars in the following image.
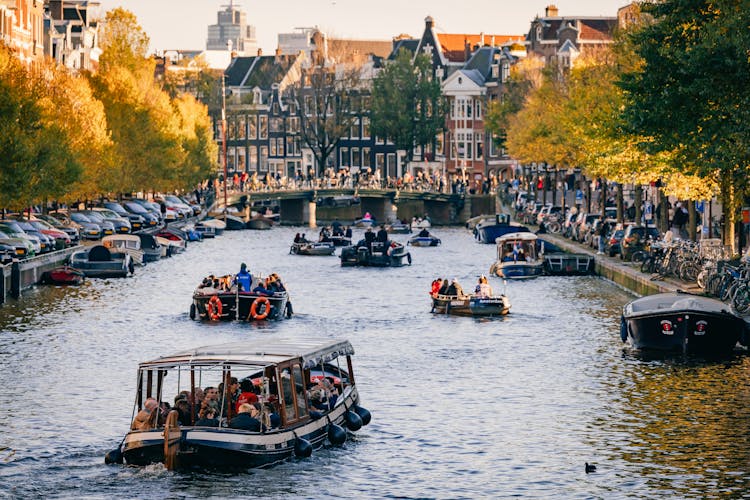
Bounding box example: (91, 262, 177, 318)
(0, 195, 202, 263)
(514, 191, 662, 261)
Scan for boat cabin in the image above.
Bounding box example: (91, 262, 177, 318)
(496, 232, 539, 263)
(131, 339, 356, 430)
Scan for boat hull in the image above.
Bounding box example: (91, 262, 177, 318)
(476, 224, 529, 244)
(340, 244, 411, 267)
(246, 218, 273, 230)
(432, 295, 511, 316)
(408, 236, 440, 247)
(122, 389, 361, 470)
(290, 242, 335, 256)
(622, 293, 748, 356)
(491, 261, 545, 279)
(193, 291, 290, 321)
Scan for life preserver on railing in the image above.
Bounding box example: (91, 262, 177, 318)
(250, 296, 271, 320)
(206, 295, 223, 321)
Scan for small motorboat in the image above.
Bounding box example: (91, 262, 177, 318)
(328, 235, 352, 247)
(489, 232, 545, 279)
(40, 265, 85, 285)
(106, 338, 370, 470)
(69, 245, 134, 278)
(354, 213, 375, 228)
(102, 234, 145, 266)
(290, 241, 336, 256)
(191, 274, 292, 322)
(408, 234, 441, 247)
(474, 213, 529, 244)
(411, 217, 431, 229)
(137, 234, 163, 263)
(620, 292, 749, 356)
(340, 240, 411, 267)
(222, 214, 248, 231)
(386, 222, 411, 234)
(194, 222, 216, 238)
(431, 294, 511, 317)
(199, 218, 226, 235)
(155, 229, 188, 254)
(246, 215, 273, 230)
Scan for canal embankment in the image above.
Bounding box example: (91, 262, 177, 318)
(0, 246, 82, 304)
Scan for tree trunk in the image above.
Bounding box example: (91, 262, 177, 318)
(658, 189, 669, 233)
(616, 183, 624, 224)
(634, 185, 642, 225)
(721, 170, 736, 253)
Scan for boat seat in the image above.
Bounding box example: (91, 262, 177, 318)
(88, 245, 112, 262)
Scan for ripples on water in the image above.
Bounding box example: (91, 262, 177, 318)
(1, 227, 750, 498)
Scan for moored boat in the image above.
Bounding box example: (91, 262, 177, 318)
(69, 245, 134, 278)
(106, 338, 370, 470)
(620, 292, 749, 356)
(246, 215, 273, 230)
(102, 234, 144, 266)
(489, 232, 545, 279)
(290, 241, 336, 256)
(40, 265, 85, 285)
(474, 213, 529, 244)
(137, 234, 163, 263)
(199, 218, 226, 235)
(194, 222, 216, 238)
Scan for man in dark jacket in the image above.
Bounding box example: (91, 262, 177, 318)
(364, 227, 376, 250)
(376, 225, 389, 251)
(229, 403, 262, 431)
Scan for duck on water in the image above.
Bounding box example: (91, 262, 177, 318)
(105, 339, 371, 470)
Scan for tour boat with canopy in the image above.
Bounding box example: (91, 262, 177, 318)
(489, 232, 545, 279)
(105, 338, 371, 470)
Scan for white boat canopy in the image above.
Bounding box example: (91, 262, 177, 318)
(138, 339, 355, 370)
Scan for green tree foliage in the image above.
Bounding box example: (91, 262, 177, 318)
(98, 7, 150, 74)
(619, 0, 750, 245)
(370, 49, 445, 159)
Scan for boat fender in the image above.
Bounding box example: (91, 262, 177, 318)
(620, 316, 628, 343)
(189, 303, 196, 321)
(294, 437, 313, 458)
(327, 422, 347, 445)
(250, 296, 271, 320)
(285, 301, 293, 318)
(207, 295, 223, 321)
(406, 253, 412, 265)
(344, 410, 363, 431)
(104, 446, 123, 465)
(354, 405, 372, 426)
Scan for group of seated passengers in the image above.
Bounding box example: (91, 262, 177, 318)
(431, 276, 492, 298)
(417, 228, 431, 238)
(307, 377, 340, 418)
(293, 233, 309, 244)
(198, 274, 233, 291)
(501, 247, 530, 262)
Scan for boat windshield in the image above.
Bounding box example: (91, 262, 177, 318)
(499, 240, 537, 262)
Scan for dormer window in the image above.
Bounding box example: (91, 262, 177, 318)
(501, 61, 510, 82)
(536, 26, 542, 41)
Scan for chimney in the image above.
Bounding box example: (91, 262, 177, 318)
(545, 4, 559, 17)
(480, 32, 485, 46)
(425, 16, 434, 30)
(464, 38, 470, 61)
(257, 48, 263, 56)
(275, 46, 282, 62)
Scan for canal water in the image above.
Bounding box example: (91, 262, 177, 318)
(1, 227, 749, 499)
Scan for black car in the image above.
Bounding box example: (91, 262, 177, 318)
(621, 225, 661, 261)
(103, 202, 147, 231)
(605, 229, 626, 257)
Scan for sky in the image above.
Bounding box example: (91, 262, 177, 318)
(99, 0, 630, 54)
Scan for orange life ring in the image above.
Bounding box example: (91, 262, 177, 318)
(206, 295, 223, 321)
(249, 296, 271, 320)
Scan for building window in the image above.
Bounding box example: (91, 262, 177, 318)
(228, 118, 236, 140)
(259, 115, 268, 139)
(387, 153, 397, 178)
(249, 145, 258, 170)
(352, 147, 360, 167)
(270, 117, 282, 133)
(501, 61, 510, 82)
(376, 153, 384, 172)
(286, 137, 294, 157)
(270, 139, 277, 157)
(277, 137, 284, 156)
(259, 146, 268, 171)
(475, 132, 483, 160)
(227, 146, 236, 170)
(340, 147, 349, 167)
(436, 134, 444, 155)
(362, 117, 370, 138)
(248, 115, 257, 139)
(475, 101, 482, 119)
(350, 118, 360, 139)
(467, 99, 472, 118)
(237, 116, 246, 140)
(362, 147, 370, 168)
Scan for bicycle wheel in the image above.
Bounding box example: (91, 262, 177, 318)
(546, 222, 561, 233)
(640, 257, 654, 274)
(733, 284, 750, 314)
(631, 250, 648, 264)
(705, 274, 723, 297)
(679, 262, 699, 283)
(721, 281, 737, 302)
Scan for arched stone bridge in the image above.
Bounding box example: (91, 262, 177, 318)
(216, 188, 498, 226)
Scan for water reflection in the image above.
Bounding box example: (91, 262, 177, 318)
(0, 227, 749, 498)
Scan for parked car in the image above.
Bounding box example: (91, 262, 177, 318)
(156, 196, 192, 219)
(103, 202, 146, 231)
(33, 214, 80, 245)
(128, 199, 163, 223)
(15, 219, 65, 251)
(620, 225, 661, 261)
(0, 229, 34, 259)
(123, 202, 160, 227)
(605, 228, 626, 257)
(82, 209, 130, 234)
(177, 195, 202, 215)
(68, 212, 103, 240)
(25, 218, 73, 248)
(0, 221, 42, 254)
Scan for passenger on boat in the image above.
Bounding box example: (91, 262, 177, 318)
(252, 280, 273, 296)
(300, 233, 309, 243)
(502, 251, 514, 262)
(229, 403, 262, 431)
(267, 274, 286, 293)
(294, 233, 302, 243)
(174, 394, 192, 425)
(263, 402, 281, 429)
(345, 226, 353, 238)
(431, 278, 442, 297)
(131, 397, 158, 430)
(474, 276, 494, 298)
(363, 212, 372, 220)
(220, 275, 233, 291)
(199, 275, 216, 288)
(438, 279, 450, 295)
(203, 386, 220, 413)
(235, 263, 252, 292)
(235, 379, 259, 412)
(195, 404, 219, 427)
(377, 225, 389, 246)
(319, 226, 331, 242)
(364, 227, 376, 250)
(446, 278, 464, 297)
(418, 228, 430, 237)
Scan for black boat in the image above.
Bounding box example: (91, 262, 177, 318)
(138, 233, 163, 262)
(191, 283, 291, 322)
(620, 292, 749, 356)
(108, 339, 370, 470)
(340, 240, 411, 267)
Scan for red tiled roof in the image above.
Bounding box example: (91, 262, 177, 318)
(436, 33, 525, 62)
